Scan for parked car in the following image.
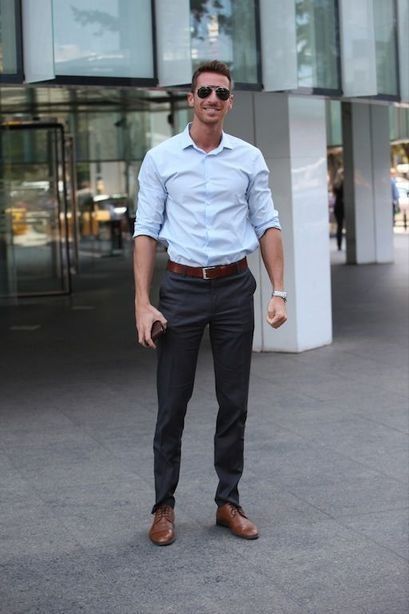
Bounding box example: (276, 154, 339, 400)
(79, 193, 130, 239)
(93, 194, 129, 221)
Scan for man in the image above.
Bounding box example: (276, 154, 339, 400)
(134, 60, 287, 546)
(391, 169, 400, 227)
(333, 171, 344, 251)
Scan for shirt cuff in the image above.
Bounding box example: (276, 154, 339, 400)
(255, 220, 281, 239)
(133, 224, 160, 241)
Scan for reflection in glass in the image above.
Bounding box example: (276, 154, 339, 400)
(373, 0, 398, 96)
(190, 0, 259, 85)
(0, 0, 17, 74)
(52, 0, 154, 79)
(0, 87, 174, 163)
(296, 0, 339, 90)
(389, 106, 409, 142)
(326, 100, 342, 147)
(71, 109, 171, 164)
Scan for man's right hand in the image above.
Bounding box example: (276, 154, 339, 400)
(135, 303, 167, 349)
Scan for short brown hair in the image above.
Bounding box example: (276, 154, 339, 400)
(191, 60, 232, 92)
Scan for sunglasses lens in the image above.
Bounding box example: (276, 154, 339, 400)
(197, 87, 212, 99)
(216, 88, 230, 101)
(196, 86, 230, 100)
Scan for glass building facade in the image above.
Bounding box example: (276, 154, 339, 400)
(190, 0, 260, 86)
(0, 0, 22, 81)
(373, 0, 399, 97)
(0, 0, 406, 100)
(52, 0, 155, 81)
(295, 0, 340, 91)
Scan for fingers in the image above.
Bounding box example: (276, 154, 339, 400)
(267, 313, 287, 329)
(136, 310, 167, 349)
(266, 299, 287, 329)
(138, 326, 156, 349)
(138, 321, 158, 349)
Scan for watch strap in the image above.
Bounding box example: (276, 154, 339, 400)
(271, 290, 287, 302)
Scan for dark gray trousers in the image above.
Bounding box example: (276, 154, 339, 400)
(152, 267, 256, 512)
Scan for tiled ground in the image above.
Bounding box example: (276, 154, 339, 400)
(0, 235, 408, 614)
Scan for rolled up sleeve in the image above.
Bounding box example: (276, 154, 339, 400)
(133, 152, 167, 240)
(247, 151, 281, 239)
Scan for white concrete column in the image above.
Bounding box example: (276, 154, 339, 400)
(225, 93, 332, 352)
(342, 102, 393, 264)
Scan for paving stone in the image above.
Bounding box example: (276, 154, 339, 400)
(0, 236, 407, 613)
(339, 507, 409, 561)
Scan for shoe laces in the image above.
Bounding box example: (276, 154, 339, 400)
(227, 503, 247, 519)
(154, 505, 173, 522)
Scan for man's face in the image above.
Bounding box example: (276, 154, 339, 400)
(187, 71, 233, 126)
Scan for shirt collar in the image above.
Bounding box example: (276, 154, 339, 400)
(181, 123, 234, 151)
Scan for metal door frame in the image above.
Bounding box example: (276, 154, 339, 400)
(0, 120, 73, 297)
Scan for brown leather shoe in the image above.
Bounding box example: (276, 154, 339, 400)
(149, 505, 175, 546)
(216, 503, 259, 540)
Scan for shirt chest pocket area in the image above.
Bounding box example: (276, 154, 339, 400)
(208, 171, 249, 202)
(164, 165, 250, 205)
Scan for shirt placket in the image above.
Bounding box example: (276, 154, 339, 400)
(203, 154, 210, 266)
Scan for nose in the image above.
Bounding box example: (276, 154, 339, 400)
(207, 89, 219, 102)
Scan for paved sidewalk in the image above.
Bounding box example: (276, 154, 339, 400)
(0, 236, 408, 614)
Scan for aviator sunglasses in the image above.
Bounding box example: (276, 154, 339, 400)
(196, 86, 231, 101)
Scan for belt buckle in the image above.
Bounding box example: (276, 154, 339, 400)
(202, 266, 216, 280)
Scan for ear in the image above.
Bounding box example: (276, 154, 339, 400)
(227, 94, 234, 112)
(187, 92, 194, 107)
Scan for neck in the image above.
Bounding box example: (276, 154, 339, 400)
(189, 121, 223, 153)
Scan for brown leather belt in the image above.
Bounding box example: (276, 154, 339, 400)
(167, 257, 247, 280)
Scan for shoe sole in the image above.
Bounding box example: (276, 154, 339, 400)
(149, 535, 176, 546)
(216, 520, 259, 540)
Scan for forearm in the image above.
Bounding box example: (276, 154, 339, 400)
(133, 235, 157, 307)
(259, 227, 285, 290)
(133, 235, 167, 348)
(259, 228, 287, 329)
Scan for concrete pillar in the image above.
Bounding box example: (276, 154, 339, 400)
(225, 92, 332, 352)
(342, 102, 393, 264)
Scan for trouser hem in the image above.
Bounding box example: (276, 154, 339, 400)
(151, 499, 175, 514)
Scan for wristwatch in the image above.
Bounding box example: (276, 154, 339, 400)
(271, 290, 287, 302)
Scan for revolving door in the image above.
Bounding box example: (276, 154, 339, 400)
(0, 121, 76, 298)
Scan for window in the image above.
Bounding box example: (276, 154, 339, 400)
(0, 0, 22, 82)
(190, 0, 260, 87)
(326, 100, 342, 148)
(52, 0, 155, 82)
(296, 0, 340, 91)
(373, 0, 398, 97)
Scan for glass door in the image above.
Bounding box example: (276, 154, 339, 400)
(0, 121, 71, 297)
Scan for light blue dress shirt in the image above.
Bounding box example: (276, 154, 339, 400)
(134, 124, 281, 267)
